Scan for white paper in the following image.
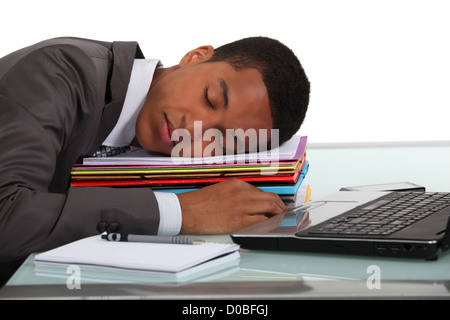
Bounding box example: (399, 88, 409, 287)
(84, 135, 304, 166)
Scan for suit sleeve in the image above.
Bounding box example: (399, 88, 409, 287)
(0, 43, 160, 263)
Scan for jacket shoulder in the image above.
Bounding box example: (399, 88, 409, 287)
(0, 37, 143, 72)
(42, 37, 144, 60)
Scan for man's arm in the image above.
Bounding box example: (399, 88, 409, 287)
(0, 42, 160, 263)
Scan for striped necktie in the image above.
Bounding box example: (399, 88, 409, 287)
(92, 145, 131, 157)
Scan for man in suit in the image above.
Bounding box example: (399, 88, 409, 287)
(0, 37, 310, 284)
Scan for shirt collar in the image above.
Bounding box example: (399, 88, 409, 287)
(102, 59, 161, 146)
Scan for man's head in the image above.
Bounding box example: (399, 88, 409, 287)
(206, 37, 310, 146)
(135, 37, 310, 156)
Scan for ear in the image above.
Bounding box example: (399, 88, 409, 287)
(179, 45, 215, 67)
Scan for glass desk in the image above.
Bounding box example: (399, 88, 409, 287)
(2, 143, 450, 299)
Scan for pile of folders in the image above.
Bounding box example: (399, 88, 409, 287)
(70, 135, 310, 205)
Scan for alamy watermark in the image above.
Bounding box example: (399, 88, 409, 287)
(64, 264, 381, 292)
(170, 121, 281, 174)
(366, 265, 381, 290)
(66, 265, 81, 290)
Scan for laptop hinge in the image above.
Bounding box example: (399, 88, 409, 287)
(441, 214, 450, 252)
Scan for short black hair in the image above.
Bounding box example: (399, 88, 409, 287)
(206, 36, 310, 145)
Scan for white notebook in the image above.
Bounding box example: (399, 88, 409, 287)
(35, 235, 240, 278)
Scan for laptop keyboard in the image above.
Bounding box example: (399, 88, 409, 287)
(309, 192, 450, 236)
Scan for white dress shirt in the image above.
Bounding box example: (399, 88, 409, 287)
(102, 59, 182, 236)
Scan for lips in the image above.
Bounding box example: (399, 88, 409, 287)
(167, 118, 175, 139)
(160, 114, 175, 147)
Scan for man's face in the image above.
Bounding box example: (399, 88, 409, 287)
(135, 48, 273, 157)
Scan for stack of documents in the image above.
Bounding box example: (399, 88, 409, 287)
(71, 135, 309, 198)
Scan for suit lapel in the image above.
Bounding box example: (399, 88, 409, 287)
(89, 41, 144, 155)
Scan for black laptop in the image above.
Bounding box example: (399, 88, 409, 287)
(231, 190, 450, 260)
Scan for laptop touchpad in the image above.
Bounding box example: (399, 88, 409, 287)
(306, 201, 360, 227)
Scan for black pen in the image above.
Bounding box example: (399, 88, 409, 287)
(101, 233, 204, 245)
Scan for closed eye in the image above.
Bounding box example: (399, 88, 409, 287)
(204, 86, 215, 110)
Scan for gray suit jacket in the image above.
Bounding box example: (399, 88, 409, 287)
(0, 37, 160, 263)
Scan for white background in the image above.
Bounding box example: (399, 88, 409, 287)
(1, 0, 449, 144)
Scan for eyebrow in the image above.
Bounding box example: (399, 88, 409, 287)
(218, 78, 229, 109)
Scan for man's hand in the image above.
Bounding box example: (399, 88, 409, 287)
(177, 178, 287, 234)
